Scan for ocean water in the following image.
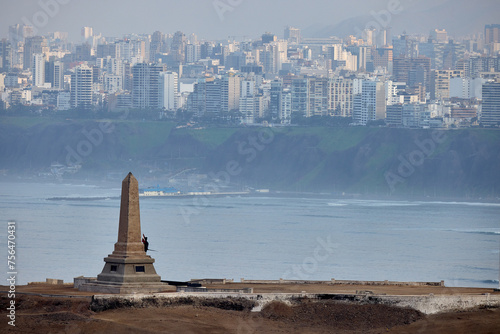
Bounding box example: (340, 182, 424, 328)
(1, 182, 499, 288)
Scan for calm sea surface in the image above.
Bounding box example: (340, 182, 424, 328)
(1, 182, 499, 288)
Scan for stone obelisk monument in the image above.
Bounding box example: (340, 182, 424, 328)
(79, 173, 170, 293)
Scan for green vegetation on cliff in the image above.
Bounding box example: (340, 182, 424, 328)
(1, 116, 499, 198)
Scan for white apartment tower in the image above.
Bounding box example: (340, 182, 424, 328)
(31, 53, 45, 87)
(221, 75, 240, 112)
(328, 77, 353, 117)
(185, 44, 201, 63)
(70, 64, 93, 109)
(159, 71, 178, 111)
(81, 26, 93, 42)
(353, 80, 386, 125)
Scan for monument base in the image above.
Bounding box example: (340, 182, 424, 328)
(96, 255, 162, 284)
(79, 281, 174, 294)
(78, 254, 174, 294)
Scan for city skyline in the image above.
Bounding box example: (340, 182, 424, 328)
(1, 2, 500, 129)
(1, 0, 500, 42)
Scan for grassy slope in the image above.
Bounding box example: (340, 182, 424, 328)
(175, 127, 239, 149)
(1, 116, 499, 195)
(0, 116, 57, 128)
(113, 121, 176, 157)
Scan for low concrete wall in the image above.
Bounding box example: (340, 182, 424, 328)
(331, 279, 445, 287)
(239, 278, 444, 287)
(177, 287, 253, 293)
(190, 278, 232, 285)
(91, 291, 500, 315)
(73, 276, 97, 290)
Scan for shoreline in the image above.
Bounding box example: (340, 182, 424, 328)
(2, 178, 498, 204)
(1, 176, 500, 203)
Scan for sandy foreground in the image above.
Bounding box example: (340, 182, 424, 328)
(1, 283, 499, 333)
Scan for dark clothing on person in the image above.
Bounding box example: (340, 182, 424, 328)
(142, 234, 149, 252)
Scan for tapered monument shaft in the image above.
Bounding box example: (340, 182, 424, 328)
(112, 172, 145, 256)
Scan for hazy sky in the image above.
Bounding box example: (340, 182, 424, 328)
(0, 0, 498, 41)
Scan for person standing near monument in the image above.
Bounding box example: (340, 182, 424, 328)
(142, 234, 149, 252)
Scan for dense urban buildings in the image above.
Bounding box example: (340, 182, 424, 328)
(1, 22, 500, 127)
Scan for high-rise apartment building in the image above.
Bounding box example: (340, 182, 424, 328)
(431, 29, 448, 43)
(449, 77, 484, 99)
(205, 79, 221, 114)
(187, 78, 208, 116)
(9, 24, 33, 46)
(347, 46, 370, 71)
(402, 103, 426, 128)
(45, 59, 64, 89)
(386, 104, 403, 127)
(328, 77, 353, 117)
(171, 31, 186, 63)
(81, 26, 93, 42)
(239, 95, 256, 123)
(393, 56, 431, 91)
(291, 76, 328, 117)
(104, 74, 123, 94)
(308, 77, 328, 117)
(373, 46, 393, 73)
(239, 80, 260, 124)
(485, 24, 500, 45)
(262, 32, 277, 44)
(433, 41, 466, 70)
(185, 43, 201, 64)
(220, 75, 240, 112)
(260, 41, 288, 74)
(284, 27, 301, 44)
(31, 53, 45, 87)
(159, 71, 178, 111)
(269, 79, 283, 119)
(363, 29, 375, 46)
(0, 39, 11, 72)
(481, 81, 500, 126)
(23, 36, 46, 70)
(280, 89, 292, 124)
(96, 43, 117, 59)
(291, 77, 309, 116)
(70, 64, 93, 109)
(353, 80, 386, 125)
(9, 24, 23, 46)
(132, 63, 165, 109)
(149, 31, 164, 62)
(431, 70, 463, 100)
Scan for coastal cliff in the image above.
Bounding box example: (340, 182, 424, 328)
(1, 117, 499, 198)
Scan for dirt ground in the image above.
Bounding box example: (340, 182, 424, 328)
(1, 284, 499, 333)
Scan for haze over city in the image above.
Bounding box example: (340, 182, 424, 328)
(1, 0, 499, 41)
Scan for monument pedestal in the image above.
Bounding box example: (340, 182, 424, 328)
(79, 281, 170, 294)
(79, 173, 174, 294)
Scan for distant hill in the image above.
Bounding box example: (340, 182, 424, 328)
(1, 117, 499, 199)
(303, 0, 500, 39)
